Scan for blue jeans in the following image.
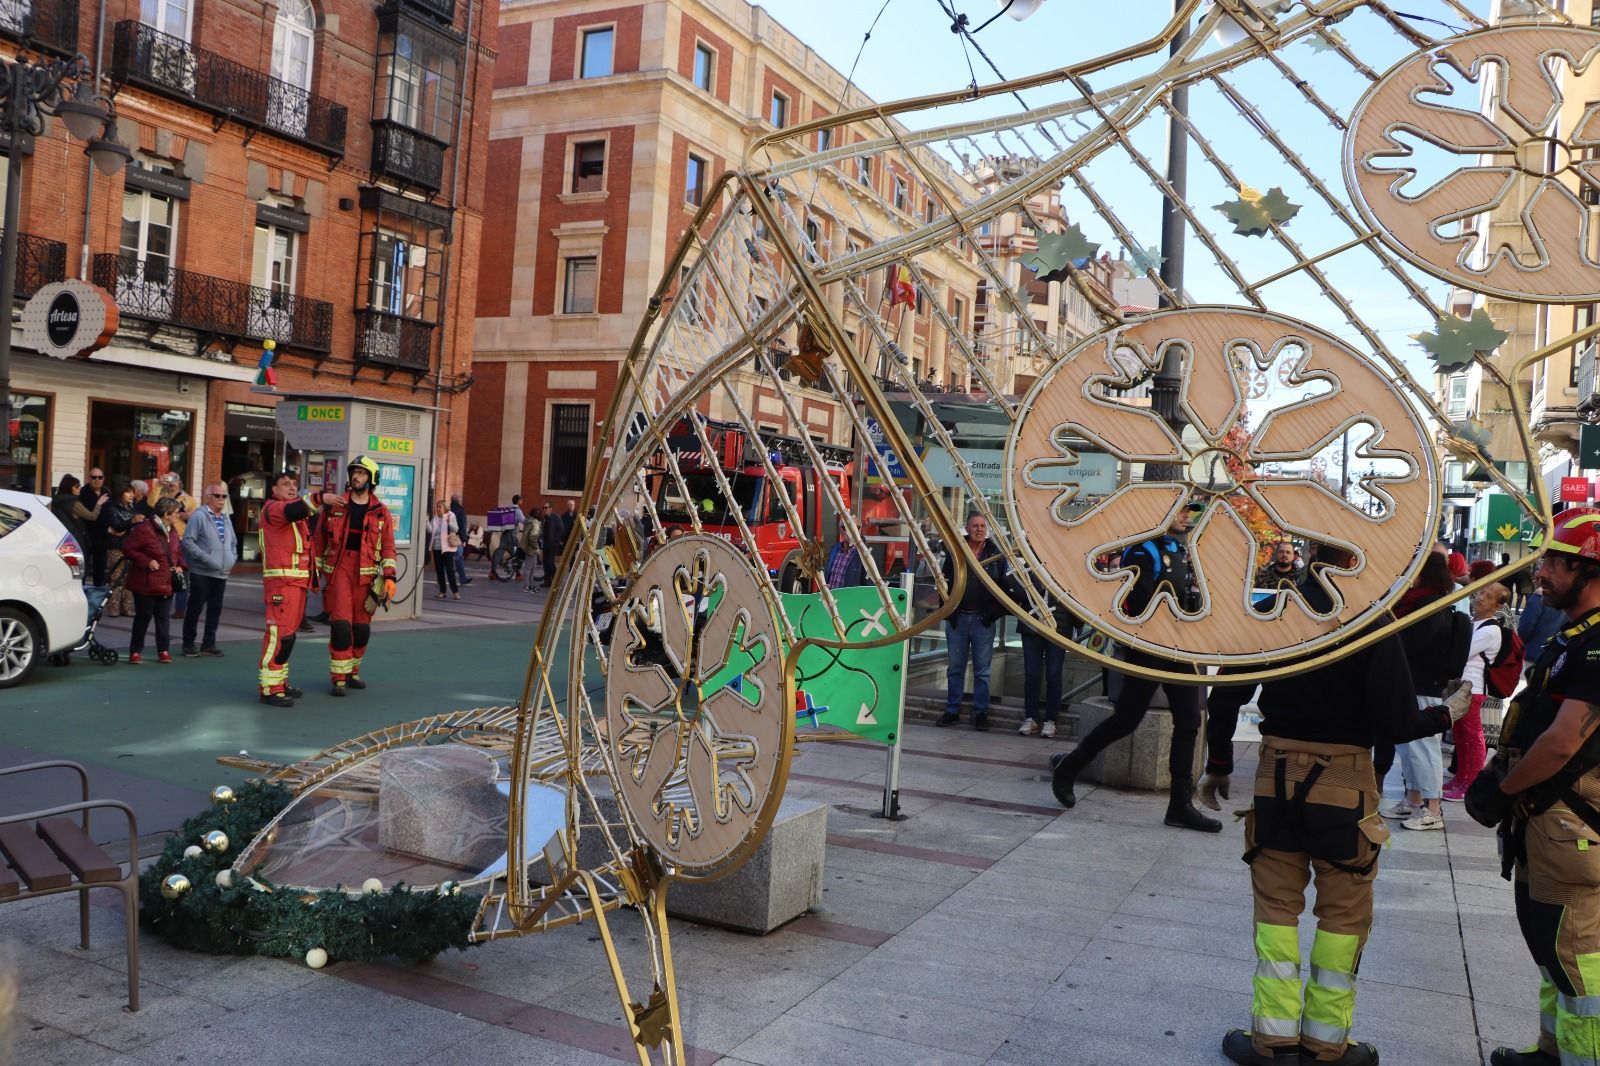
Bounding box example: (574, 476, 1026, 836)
(1396, 698, 1444, 799)
(1019, 628, 1065, 722)
(945, 612, 995, 717)
(455, 544, 468, 582)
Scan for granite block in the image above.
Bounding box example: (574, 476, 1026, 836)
(669, 797, 827, 934)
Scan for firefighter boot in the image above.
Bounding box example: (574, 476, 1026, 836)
(1222, 1029, 1301, 1065)
(1302, 1040, 1379, 1066)
(1051, 750, 1085, 809)
(1166, 774, 1223, 832)
(1489, 1048, 1559, 1066)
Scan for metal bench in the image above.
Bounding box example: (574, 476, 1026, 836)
(0, 761, 140, 1011)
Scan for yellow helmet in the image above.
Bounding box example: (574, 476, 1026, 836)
(349, 454, 381, 487)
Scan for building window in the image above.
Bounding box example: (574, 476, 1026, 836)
(692, 42, 714, 91)
(268, 0, 316, 136)
(924, 199, 937, 223)
(548, 403, 591, 491)
(118, 180, 178, 316)
(5, 392, 49, 495)
(685, 153, 707, 206)
(857, 155, 872, 186)
(139, 0, 192, 41)
(581, 27, 614, 78)
(563, 256, 597, 314)
(1445, 373, 1469, 418)
(89, 401, 193, 488)
(374, 15, 460, 142)
(892, 176, 908, 212)
(817, 128, 832, 152)
(250, 209, 299, 337)
(361, 222, 442, 323)
(803, 218, 821, 262)
(1577, 304, 1597, 387)
(571, 140, 605, 193)
(769, 91, 788, 128)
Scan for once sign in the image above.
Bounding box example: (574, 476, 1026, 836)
(21, 280, 118, 360)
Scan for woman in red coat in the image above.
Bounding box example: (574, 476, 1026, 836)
(122, 497, 187, 664)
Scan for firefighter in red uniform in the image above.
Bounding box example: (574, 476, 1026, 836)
(257, 471, 322, 707)
(313, 456, 397, 696)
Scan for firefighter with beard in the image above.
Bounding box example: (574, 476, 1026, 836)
(312, 456, 397, 696)
(1470, 510, 1600, 1066)
(257, 471, 322, 707)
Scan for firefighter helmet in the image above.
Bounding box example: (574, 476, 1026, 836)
(1546, 509, 1600, 562)
(349, 454, 381, 488)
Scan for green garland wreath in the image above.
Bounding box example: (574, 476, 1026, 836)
(139, 780, 482, 965)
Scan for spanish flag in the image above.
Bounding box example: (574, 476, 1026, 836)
(886, 264, 915, 308)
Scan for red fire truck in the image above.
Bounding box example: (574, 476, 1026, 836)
(650, 416, 908, 590)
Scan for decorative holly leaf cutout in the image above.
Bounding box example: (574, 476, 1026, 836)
(1215, 184, 1301, 237)
(1412, 308, 1507, 371)
(1307, 30, 1344, 53)
(1127, 241, 1164, 276)
(1446, 418, 1493, 462)
(1023, 224, 1101, 283)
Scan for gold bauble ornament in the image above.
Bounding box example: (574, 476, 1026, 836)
(215, 869, 233, 888)
(361, 877, 384, 894)
(160, 873, 192, 900)
(305, 947, 328, 969)
(182, 845, 203, 860)
(202, 830, 230, 853)
(210, 785, 236, 804)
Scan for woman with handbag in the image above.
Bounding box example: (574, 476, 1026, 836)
(121, 496, 188, 664)
(428, 500, 461, 600)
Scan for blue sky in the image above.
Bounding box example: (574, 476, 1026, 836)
(751, 0, 1491, 378)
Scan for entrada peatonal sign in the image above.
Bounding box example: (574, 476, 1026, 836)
(20, 280, 118, 360)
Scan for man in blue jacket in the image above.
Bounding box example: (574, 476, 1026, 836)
(180, 482, 238, 657)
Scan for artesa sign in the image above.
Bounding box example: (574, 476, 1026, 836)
(20, 280, 118, 360)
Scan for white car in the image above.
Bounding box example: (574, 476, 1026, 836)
(0, 488, 88, 687)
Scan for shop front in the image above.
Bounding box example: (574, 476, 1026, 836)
(5, 391, 52, 493)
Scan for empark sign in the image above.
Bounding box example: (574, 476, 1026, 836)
(21, 280, 118, 360)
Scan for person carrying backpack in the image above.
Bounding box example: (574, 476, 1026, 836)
(519, 509, 543, 593)
(1446, 582, 1521, 801)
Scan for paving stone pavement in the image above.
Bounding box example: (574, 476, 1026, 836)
(4, 722, 1534, 1065)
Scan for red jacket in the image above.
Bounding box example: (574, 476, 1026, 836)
(313, 495, 398, 581)
(259, 497, 316, 588)
(122, 519, 185, 597)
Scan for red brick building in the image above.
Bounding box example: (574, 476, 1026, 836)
(5, 0, 495, 555)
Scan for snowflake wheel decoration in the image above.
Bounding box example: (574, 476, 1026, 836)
(1346, 24, 1600, 302)
(1004, 308, 1438, 666)
(604, 535, 790, 878)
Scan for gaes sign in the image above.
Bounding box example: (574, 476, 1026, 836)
(21, 280, 118, 360)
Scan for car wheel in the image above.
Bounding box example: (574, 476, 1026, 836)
(0, 607, 41, 688)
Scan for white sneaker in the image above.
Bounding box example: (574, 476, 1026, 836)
(1402, 811, 1445, 831)
(1040, 721, 1057, 739)
(1378, 801, 1415, 820)
(1018, 717, 1040, 736)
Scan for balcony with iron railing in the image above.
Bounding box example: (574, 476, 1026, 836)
(370, 119, 445, 193)
(12, 231, 66, 298)
(354, 308, 433, 369)
(0, 0, 76, 54)
(110, 21, 346, 157)
(380, 0, 456, 26)
(90, 254, 334, 353)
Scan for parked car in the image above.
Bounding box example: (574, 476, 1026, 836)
(0, 488, 88, 688)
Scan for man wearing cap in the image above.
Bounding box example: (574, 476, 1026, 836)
(312, 456, 397, 696)
(1472, 509, 1600, 1066)
(1050, 500, 1220, 831)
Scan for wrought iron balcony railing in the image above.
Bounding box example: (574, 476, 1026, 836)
(13, 231, 66, 299)
(370, 119, 446, 193)
(354, 308, 433, 369)
(0, 0, 76, 53)
(110, 21, 347, 157)
(91, 253, 334, 353)
(384, 0, 456, 27)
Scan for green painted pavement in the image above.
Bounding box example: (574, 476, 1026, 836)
(4, 625, 571, 794)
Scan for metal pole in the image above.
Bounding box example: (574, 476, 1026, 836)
(1149, 12, 1190, 470)
(879, 569, 913, 820)
(0, 64, 28, 489)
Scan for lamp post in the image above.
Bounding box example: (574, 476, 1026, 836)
(0, 47, 130, 488)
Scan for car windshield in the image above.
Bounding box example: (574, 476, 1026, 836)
(0, 503, 27, 539)
(656, 473, 763, 525)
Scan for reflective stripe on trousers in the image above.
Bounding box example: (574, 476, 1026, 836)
(1252, 923, 1301, 1042)
(1302, 929, 1360, 1048)
(1559, 954, 1600, 1064)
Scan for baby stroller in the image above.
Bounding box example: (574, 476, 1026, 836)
(49, 584, 120, 666)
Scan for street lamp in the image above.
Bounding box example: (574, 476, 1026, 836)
(0, 48, 128, 487)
